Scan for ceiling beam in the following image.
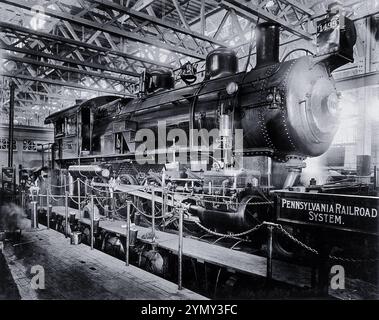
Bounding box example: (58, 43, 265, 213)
(0, 21, 173, 70)
(220, 0, 313, 40)
(0, 43, 139, 79)
(132, 0, 156, 11)
(1, 53, 137, 84)
(92, 0, 225, 46)
(171, 0, 191, 30)
(1, 0, 206, 59)
(0, 72, 133, 96)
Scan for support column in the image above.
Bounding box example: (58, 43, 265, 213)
(8, 82, 15, 168)
(356, 86, 372, 183)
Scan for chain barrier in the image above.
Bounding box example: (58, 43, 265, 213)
(131, 202, 169, 220)
(328, 255, 379, 263)
(193, 220, 265, 239)
(193, 220, 379, 263)
(275, 224, 319, 255)
(275, 225, 379, 263)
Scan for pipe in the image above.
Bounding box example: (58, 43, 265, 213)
(255, 22, 280, 68)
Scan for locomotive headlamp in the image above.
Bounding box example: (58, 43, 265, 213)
(325, 92, 339, 116)
(226, 82, 238, 95)
(101, 168, 110, 178)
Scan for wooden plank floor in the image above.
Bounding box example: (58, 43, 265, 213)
(51, 206, 312, 288)
(2, 226, 205, 300)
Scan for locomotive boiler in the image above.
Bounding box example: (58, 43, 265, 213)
(44, 13, 357, 235)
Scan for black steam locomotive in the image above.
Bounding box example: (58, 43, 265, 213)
(44, 11, 357, 239)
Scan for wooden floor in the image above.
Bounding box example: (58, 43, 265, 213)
(2, 226, 205, 300)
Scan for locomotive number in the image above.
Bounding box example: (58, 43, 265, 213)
(317, 17, 339, 33)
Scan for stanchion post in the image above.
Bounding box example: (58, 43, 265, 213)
(65, 191, 69, 238)
(46, 188, 50, 229)
(162, 190, 167, 231)
(151, 188, 156, 242)
(21, 190, 25, 211)
(126, 201, 131, 266)
(77, 179, 81, 212)
(112, 194, 116, 219)
(39, 193, 43, 210)
(31, 201, 38, 228)
(90, 194, 94, 250)
(266, 225, 274, 284)
(178, 207, 183, 290)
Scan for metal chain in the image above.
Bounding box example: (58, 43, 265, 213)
(276, 225, 379, 263)
(131, 202, 169, 219)
(275, 224, 319, 255)
(194, 220, 265, 238)
(328, 255, 379, 263)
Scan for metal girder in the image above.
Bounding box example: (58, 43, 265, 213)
(0, 42, 139, 80)
(1, 0, 208, 59)
(132, 0, 156, 12)
(0, 21, 172, 70)
(1, 53, 137, 85)
(92, 0, 225, 46)
(172, 0, 191, 29)
(0, 75, 98, 126)
(283, 0, 314, 16)
(0, 72, 133, 97)
(220, 0, 313, 40)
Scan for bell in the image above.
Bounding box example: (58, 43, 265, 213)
(180, 62, 197, 85)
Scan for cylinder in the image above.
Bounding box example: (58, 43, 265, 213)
(256, 22, 280, 68)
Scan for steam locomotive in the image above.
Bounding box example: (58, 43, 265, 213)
(44, 11, 357, 238)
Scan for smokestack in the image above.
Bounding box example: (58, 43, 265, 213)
(255, 22, 280, 68)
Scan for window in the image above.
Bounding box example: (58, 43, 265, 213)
(56, 119, 65, 136)
(0, 137, 16, 150)
(23, 139, 37, 151)
(66, 115, 77, 135)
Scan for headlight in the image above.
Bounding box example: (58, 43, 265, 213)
(101, 169, 110, 178)
(226, 82, 238, 95)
